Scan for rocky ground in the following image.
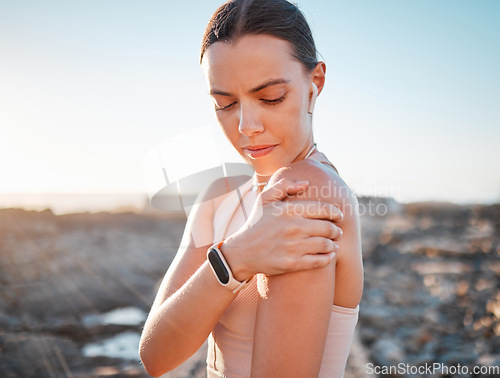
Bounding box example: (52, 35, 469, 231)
(0, 198, 498, 377)
(358, 199, 500, 377)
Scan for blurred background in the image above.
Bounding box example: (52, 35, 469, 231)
(0, 0, 499, 377)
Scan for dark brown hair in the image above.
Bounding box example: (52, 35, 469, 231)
(200, 0, 318, 72)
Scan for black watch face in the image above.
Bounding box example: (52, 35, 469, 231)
(208, 249, 230, 285)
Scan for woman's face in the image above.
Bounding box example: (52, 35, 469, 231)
(202, 34, 323, 177)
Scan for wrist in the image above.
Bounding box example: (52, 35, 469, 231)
(207, 241, 250, 294)
(220, 236, 253, 282)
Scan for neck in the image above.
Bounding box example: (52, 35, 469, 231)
(252, 173, 272, 191)
(252, 143, 317, 191)
(294, 141, 317, 162)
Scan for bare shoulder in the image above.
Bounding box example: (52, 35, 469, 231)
(184, 173, 252, 246)
(202, 174, 252, 203)
(159, 174, 253, 300)
(269, 158, 363, 308)
(269, 158, 359, 214)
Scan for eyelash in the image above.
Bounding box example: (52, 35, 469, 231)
(214, 103, 234, 112)
(262, 95, 286, 106)
(215, 95, 286, 112)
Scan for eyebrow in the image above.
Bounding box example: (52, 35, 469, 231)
(209, 78, 291, 96)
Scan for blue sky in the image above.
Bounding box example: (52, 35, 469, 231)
(1, 0, 499, 209)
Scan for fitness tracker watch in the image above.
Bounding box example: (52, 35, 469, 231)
(207, 241, 249, 294)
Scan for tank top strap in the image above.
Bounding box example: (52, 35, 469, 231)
(212, 178, 254, 243)
(307, 151, 340, 175)
(212, 150, 339, 243)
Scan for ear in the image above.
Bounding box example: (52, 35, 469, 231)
(308, 62, 326, 114)
(311, 61, 326, 96)
(308, 83, 318, 114)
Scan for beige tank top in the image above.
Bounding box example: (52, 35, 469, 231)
(206, 154, 359, 378)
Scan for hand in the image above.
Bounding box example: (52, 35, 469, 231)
(221, 178, 343, 281)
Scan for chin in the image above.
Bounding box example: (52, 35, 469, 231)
(252, 162, 285, 177)
(241, 150, 291, 176)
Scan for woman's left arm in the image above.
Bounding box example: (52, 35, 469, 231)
(251, 160, 360, 377)
(252, 257, 335, 377)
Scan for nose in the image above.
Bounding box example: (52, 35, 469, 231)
(238, 102, 264, 137)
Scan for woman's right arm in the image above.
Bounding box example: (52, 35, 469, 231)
(139, 176, 243, 376)
(139, 177, 344, 376)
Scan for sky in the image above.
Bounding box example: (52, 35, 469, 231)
(1, 0, 499, 213)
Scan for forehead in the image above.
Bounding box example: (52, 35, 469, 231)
(202, 34, 305, 89)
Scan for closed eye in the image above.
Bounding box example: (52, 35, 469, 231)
(214, 102, 236, 112)
(261, 95, 286, 105)
(214, 95, 286, 111)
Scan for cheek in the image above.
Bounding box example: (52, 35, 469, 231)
(282, 91, 307, 118)
(278, 97, 309, 133)
(216, 114, 239, 145)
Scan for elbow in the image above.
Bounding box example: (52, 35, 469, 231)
(139, 347, 160, 377)
(139, 338, 182, 377)
(142, 366, 163, 378)
(140, 353, 167, 377)
(140, 363, 160, 378)
(139, 339, 168, 377)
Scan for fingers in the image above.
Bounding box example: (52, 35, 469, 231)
(304, 236, 339, 254)
(277, 237, 337, 273)
(260, 178, 309, 204)
(281, 201, 344, 223)
(295, 252, 337, 271)
(304, 219, 343, 241)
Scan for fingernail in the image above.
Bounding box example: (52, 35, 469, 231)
(296, 180, 309, 185)
(338, 228, 343, 238)
(330, 252, 336, 260)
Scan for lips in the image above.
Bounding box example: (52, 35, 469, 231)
(243, 144, 277, 159)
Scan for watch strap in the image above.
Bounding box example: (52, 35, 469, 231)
(207, 241, 249, 294)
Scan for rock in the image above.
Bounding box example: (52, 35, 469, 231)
(477, 354, 500, 368)
(360, 306, 395, 329)
(357, 196, 403, 217)
(439, 350, 478, 365)
(371, 338, 405, 366)
(404, 237, 469, 257)
(0, 333, 86, 377)
(411, 261, 471, 275)
(1, 200, 499, 376)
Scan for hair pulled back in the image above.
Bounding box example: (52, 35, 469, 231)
(200, 0, 318, 72)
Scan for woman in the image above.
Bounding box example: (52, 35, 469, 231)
(139, 0, 363, 377)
